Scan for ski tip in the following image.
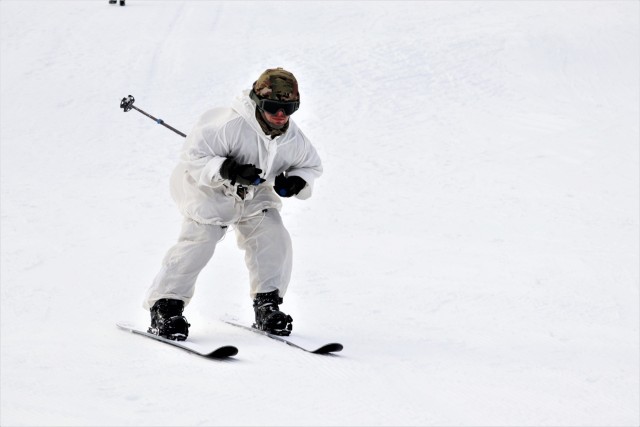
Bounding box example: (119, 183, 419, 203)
(312, 343, 343, 354)
(116, 322, 135, 331)
(207, 345, 239, 359)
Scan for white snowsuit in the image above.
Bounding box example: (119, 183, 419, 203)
(143, 90, 323, 309)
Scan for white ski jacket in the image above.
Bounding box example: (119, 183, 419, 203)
(169, 90, 323, 225)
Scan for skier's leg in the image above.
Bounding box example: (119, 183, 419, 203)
(235, 209, 293, 335)
(143, 218, 226, 309)
(235, 209, 292, 298)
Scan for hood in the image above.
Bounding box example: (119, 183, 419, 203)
(231, 90, 269, 137)
(232, 90, 295, 139)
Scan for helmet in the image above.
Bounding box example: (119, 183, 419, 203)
(253, 67, 299, 102)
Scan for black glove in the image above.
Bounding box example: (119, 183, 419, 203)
(274, 173, 307, 197)
(220, 158, 265, 186)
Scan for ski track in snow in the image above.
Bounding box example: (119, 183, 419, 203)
(1, 1, 638, 426)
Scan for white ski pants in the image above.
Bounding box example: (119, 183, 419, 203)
(143, 209, 292, 310)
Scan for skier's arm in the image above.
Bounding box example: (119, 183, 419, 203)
(284, 137, 323, 200)
(181, 121, 231, 189)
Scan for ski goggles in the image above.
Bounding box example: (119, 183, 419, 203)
(250, 90, 300, 116)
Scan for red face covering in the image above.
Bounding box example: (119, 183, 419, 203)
(254, 107, 289, 138)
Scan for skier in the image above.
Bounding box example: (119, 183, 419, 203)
(108, 0, 125, 6)
(143, 67, 323, 341)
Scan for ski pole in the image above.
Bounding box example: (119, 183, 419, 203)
(120, 95, 186, 138)
(120, 95, 260, 194)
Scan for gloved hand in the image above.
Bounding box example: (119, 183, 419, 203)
(220, 158, 266, 186)
(274, 173, 307, 197)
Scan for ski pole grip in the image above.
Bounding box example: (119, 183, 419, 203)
(120, 95, 135, 112)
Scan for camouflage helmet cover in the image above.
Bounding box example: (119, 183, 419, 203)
(253, 67, 299, 102)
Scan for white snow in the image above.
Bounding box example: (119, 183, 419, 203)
(1, 1, 638, 426)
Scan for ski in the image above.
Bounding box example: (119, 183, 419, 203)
(223, 320, 343, 354)
(116, 322, 238, 359)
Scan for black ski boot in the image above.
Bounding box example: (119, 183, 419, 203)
(253, 290, 293, 336)
(148, 298, 190, 341)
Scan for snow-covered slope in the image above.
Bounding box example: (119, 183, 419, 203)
(1, 1, 638, 425)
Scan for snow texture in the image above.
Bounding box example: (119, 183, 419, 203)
(1, 1, 638, 426)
